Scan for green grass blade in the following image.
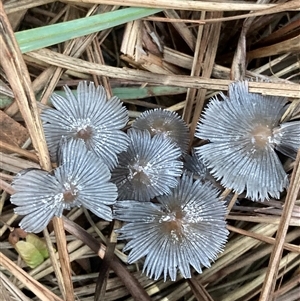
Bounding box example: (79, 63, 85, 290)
(112, 86, 187, 99)
(41, 86, 187, 103)
(15, 7, 161, 53)
(1, 86, 186, 108)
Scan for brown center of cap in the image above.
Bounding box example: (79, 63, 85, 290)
(162, 209, 184, 238)
(63, 184, 78, 203)
(250, 124, 272, 148)
(76, 126, 93, 141)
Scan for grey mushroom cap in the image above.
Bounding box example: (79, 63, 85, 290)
(273, 121, 300, 160)
(11, 139, 118, 233)
(183, 148, 207, 180)
(114, 173, 229, 281)
(111, 129, 183, 201)
(41, 81, 129, 169)
(132, 108, 190, 154)
(195, 81, 292, 201)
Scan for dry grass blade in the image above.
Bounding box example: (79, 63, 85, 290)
(62, 217, 152, 301)
(64, 0, 281, 11)
(222, 253, 299, 301)
(27, 48, 300, 97)
(0, 152, 39, 173)
(0, 179, 15, 195)
(0, 141, 39, 163)
(260, 149, 300, 300)
(51, 218, 75, 301)
(0, 2, 74, 300)
(188, 276, 215, 301)
(145, 6, 300, 24)
(226, 214, 300, 226)
(0, 252, 64, 301)
(0, 271, 31, 301)
(4, 0, 56, 14)
(183, 10, 205, 125)
(189, 11, 223, 140)
(0, 4, 51, 170)
(227, 225, 299, 253)
(163, 10, 196, 51)
(248, 35, 300, 59)
(38, 5, 107, 111)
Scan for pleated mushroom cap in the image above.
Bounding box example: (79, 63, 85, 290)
(41, 81, 129, 169)
(11, 139, 118, 233)
(114, 173, 228, 281)
(111, 129, 183, 201)
(183, 148, 207, 180)
(132, 108, 190, 154)
(273, 121, 300, 160)
(195, 81, 300, 201)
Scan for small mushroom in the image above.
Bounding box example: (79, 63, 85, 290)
(10, 139, 117, 233)
(114, 173, 228, 281)
(195, 81, 300, 201)
(132, 108, 190, 154)
(41, 81, 129, 169)
(183, 148, 207, 180)
(111, 129, 183, 201)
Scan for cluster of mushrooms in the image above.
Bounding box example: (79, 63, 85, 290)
(10, 81, 300, 281)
